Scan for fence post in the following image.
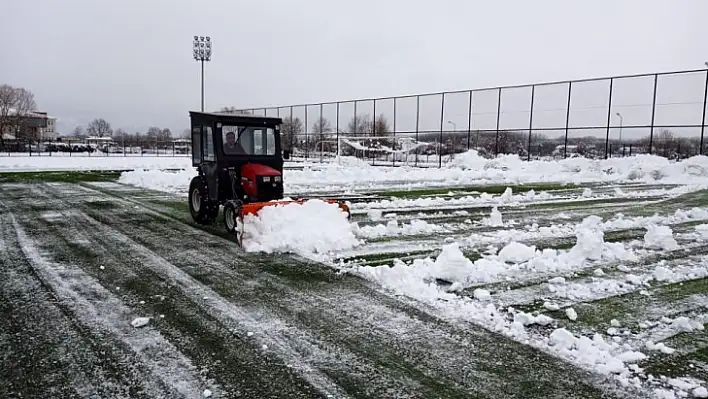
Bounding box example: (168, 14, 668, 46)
(336, 102, 340, 160)
(564, 81, 572, 159)
(289, 106, 294, 154)
(649, 74, 659, 155)
(527, 85, 535, 161)
(354, 101, 358, 135)
(415, 96, 420, 167)
(604, 78, 614, 160)
(372, 99, 377, 166)
(467, 90, 473, 151)
(701, 69, 708, 155)
(304, 105, 309, 160)
(393, 97, 397, 167)
(439, 93, 446, 168)
(495, 87, 502, 156)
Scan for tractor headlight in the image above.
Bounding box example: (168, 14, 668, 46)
(262, 176, 271, 182)
(274, 176, 281, 182)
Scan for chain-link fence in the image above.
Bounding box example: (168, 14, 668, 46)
(240, 67, 708, 167)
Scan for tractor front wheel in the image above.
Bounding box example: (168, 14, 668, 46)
(223, 200, 244, 246)
(189, 176, 218, 225)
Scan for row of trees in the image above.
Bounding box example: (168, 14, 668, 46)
(72, 118, 188, 147)
(0, 84, 38, 149)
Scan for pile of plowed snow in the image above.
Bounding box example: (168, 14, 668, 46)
(118, 153, 708, 195)
(241, 199, 361, 257)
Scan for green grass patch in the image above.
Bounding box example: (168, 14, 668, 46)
(0, 170, 123, 183)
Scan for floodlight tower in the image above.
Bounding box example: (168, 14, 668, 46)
(193, 36, 212, 112)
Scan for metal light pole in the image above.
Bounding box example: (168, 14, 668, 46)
(193, 36, 212, 112)
(448, 121, 456, 132)
(616, 112, 623, 142)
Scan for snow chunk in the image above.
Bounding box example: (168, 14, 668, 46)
(473, 288, 491, 301)
(671, 316, 705, 333)
(693, 387, 708, 398)
(646, 341, 676, 355)
(549, 328, 576, 350)
(566, 308, 578, 321)
(644, 224, 679, 251)
(203, 389, 213, 397)
(548, 277, 566, 285)
(610, 319, 621, 327)
(497, 242, 536, 263)
(543, 301, 560, 311)
(429, 243, 475, 284)
(593, 268, 606, 277)
(582, 188, 593, 198)
(131, 317, 150, 328)
(485, 206, 504, 226)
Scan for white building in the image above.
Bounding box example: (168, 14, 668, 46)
(41, 116, 57, 140)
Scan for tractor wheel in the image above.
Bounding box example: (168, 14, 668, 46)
(189, 176, 218, 225)
(223, 200, 244, 246)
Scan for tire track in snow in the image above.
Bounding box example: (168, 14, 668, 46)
(70, 210, 357, 399)
(5, 211, 217, 398)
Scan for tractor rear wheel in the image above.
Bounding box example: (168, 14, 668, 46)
(189, 176, 218, 225)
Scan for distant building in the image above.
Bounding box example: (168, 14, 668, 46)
(1, 109, 57, 141)
(32, 111, 58, 140)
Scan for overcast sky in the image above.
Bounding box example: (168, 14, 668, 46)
(1, 0, 707, 136)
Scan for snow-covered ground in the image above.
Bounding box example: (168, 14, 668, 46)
(187, 153, 708, 399)
(10, 151, 708, 398)
(116, 151, 708, 195)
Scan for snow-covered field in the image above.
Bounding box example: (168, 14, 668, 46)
(115, 151, 708, 398)
(117, 151, 708, 195)
(4, 151, 708, 398)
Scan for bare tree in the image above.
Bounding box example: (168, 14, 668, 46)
(0, 85, 38, 147)
(311, 116, 333, 153)
(11, 87, 38, 144)
(87, 118, 112, 137)
(0, 85, 17, 149)
(373, 114, 390, 136)
(181, 128, 191, 139)
(159, 128, 172, 143)
(347, 114, 373, 136)
(73, 125, 85, 138)
(654, 129, 676, 157)
(281, 116, 303, 150)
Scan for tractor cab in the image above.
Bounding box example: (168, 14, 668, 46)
(188, 111, 289, 224)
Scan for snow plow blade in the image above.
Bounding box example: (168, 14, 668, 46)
(241, 198, 350, 219)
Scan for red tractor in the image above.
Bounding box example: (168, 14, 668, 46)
(187, 111, 349, 245)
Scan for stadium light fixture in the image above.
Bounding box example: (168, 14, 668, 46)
(193, 36, 212, 112)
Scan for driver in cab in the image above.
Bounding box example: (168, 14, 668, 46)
(223, 131, 245, 154)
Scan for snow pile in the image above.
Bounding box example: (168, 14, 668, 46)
(483, 206, 504, 227)
(118, 154, 708, 195)
(360, 215, 636, 289)
(643, 224, 680, 251)
(241, 199, 361, 256)
(352, 219, 445, 239)
(120, 169, 195, 193)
